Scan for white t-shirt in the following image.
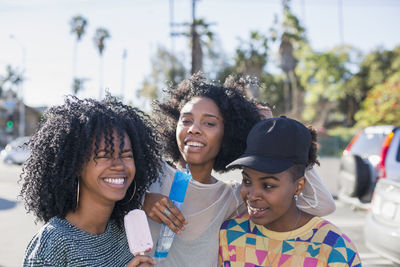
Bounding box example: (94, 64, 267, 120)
(148, 163, 335, 267)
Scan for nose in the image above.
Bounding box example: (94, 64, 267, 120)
(188, 121, 201, 135)
(110, 156, 124, 169)
(246, 186, 262, 201)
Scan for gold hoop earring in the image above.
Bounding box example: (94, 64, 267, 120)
(76, 180, 80, 209)
(123, 180, 136, 205)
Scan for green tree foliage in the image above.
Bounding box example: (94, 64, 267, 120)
(216, 31, 269, 99)
(172, 18, 215, 74)
(70, 15, 87, 41)
(93, 28, 110, 56)
(137, 0, 399, 130)
(138, 46, 186, 100)
(341, 45, 400, 125)
(234, 32, 269, 79)
(72, 78, 88, 95)
(0, 65, 23, 97)
(355, 72, 400, 127)
(298, 46, 355, 126)
(270, 0, 308, 117)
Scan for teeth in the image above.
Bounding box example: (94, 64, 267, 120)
(248, 206, 266, 212)
(247, 202, 266, 212)
(104, 178, 125, 185)
(186, 142, 204, 147)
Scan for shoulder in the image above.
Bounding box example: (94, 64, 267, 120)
(148, 160, 176, 193)
(311, 218, 361, 266)
(24, 218, 72, 265)
(220, 213, 250, 231)
(313, 218, 356, 246)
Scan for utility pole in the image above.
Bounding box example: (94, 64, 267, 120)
(170, 0, 214, 75)
(191, 0, 202, 74)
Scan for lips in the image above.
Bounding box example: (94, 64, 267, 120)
(102, 176, 127, 187)
(183, 139, 206, 152)
(247, 201, 269, 218)
(186, 141, 205, 147)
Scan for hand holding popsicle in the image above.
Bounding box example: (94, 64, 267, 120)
(124, 209, 153, 256)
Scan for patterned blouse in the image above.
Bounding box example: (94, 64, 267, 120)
(24, 217, 133, 266)
(219, 214, 361, 267)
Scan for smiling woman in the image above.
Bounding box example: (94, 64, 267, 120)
(176, 97, 225, 181)
(20, 95, 161, 267)
(220, 117, 361, 266)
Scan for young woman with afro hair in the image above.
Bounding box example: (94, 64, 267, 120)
(21, 96, 160, 267)
(142, 73, 336, 267)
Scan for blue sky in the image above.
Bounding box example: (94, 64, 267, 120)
(1, 0, 399, 108)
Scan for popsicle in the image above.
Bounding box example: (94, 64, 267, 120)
(124, 209, 153, 256)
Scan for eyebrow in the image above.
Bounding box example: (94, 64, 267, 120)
(96, 148, 133, 153)
(242, 170, 280, 181)
(181, 112, 220, 120)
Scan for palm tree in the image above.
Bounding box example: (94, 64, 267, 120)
(70, 15, 88, 95)
(93, 27, 110, 99)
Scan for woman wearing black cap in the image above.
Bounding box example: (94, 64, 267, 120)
(219, 117, 361, 267)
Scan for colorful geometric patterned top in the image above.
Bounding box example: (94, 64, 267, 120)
(219, 214, 361, 267)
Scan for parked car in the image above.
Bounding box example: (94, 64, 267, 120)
(364, 179, 400, 265)
(364, 126, 400, 264)
(0, 136, 31, 165)
(377, 127, 400, 182)
(338, 125, 394, 203)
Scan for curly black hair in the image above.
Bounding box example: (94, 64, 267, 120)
(152, 73, 261, 172)
(20, 95, 162, 227)
(289, 125, 320, 181)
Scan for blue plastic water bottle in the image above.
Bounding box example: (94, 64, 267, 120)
(154, 170, 192, 262)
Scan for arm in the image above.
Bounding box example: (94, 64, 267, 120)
(297, 167, 336, 216)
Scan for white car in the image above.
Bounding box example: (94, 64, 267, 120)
(338, 125, 394, 203)
(364, 179, 400, 265)
(364, 126, 400, 265)
(0, 136, 31, 165)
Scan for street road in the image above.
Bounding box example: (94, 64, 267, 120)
(0, 158, 398, 266)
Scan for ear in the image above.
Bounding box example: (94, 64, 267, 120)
(295, 176, 306, 196)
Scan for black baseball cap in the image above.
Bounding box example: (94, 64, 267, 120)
(227, 116, 311, 174)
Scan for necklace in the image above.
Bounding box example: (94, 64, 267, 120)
(264, 209, 302, 267)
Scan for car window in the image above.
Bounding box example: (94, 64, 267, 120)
(396, 134, 400, 162)
(350, 132, 387, 156)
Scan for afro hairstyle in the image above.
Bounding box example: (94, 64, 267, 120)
(152, 73, 261, 172)
(20, 95, 162, 227)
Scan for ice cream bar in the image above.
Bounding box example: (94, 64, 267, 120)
(124, 209, 153, 256)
